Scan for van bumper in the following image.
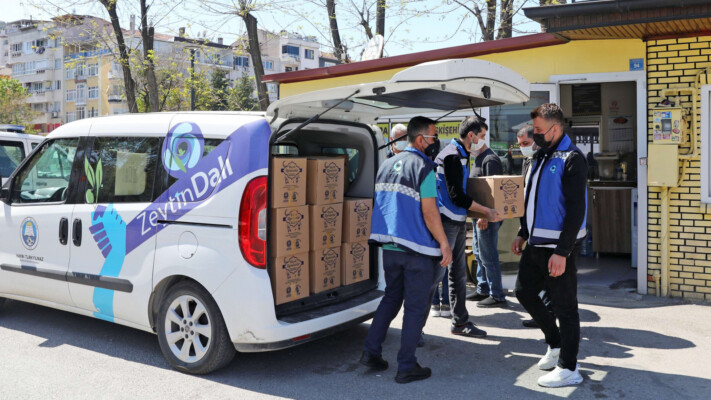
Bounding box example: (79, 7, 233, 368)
(234, 311, 375, 352)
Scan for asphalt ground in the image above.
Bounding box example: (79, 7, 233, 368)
(1, 276, 710, 400)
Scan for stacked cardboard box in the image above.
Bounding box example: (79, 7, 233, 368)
(270, 157, 309, 305)
(341, 197, 373, 285)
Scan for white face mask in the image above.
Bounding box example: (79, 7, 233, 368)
(471, 139, 485, 152)
(520, 145, 536, 158)
(393, 141, 408, 151)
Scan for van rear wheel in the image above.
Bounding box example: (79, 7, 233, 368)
(156, 281, 235, 374)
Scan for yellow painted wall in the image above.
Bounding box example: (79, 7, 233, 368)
(646, 36, 711, 301)
(280, 39, 645, 98)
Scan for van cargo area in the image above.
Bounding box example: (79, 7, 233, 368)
(268, 120, 381, 318)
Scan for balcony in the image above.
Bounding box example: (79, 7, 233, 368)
(281, 54, 300, 64)
(108, 94, 124, 102)
(11, 51, 22, 58)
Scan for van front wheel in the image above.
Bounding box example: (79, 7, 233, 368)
(156, 282, 235, 374)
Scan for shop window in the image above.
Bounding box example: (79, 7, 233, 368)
(85, 137, 160, 203)
(487, 90, 551, 174)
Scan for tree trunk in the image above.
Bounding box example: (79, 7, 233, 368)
(484, 0, 496, 41)
(101, 0, 138, 113)
(496, 0, 514, 40)
(326, 0, 347, 63)
(243, 13, 270, 111)
(376, 0, 385, 37)
(140, 0, 159, 112)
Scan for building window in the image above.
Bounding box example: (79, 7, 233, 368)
(54, 59, 62, 70)
(282, 45, 299, 57)
(11, 43, 22, 52)
(88, 86, 99, 99)
(76, 106, 86, 120)
(53, 102, 61, 113)
(66, 89, 76, 102)
(66, 68, 75, 80)
(12, 63, 24, 75)
(263, 60, 273, 70)
(88, 63, 99, 76)
(77, 63, 87, 78)
(88, 108, 98, 118)
(285, 67, 292, 72)
(234, 56, 249, 68)
(31, 82, 43, 93)
(56, 80, 61, 90)
(76, 84, 87, 104)
(305, 49, 314, 59)
(66, 112, 76, 122)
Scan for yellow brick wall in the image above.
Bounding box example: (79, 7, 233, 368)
(647, 36, 711, 301)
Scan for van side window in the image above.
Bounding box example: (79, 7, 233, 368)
(321, 147, 359, 183)
(85, 137, 159, 204)
(0, 140, 26, 177)
(12, 138, 78, 204)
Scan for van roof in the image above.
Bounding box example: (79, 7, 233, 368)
(47, 111, 267, 139)
(0, 131, 45, 140)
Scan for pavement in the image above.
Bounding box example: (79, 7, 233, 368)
(1, 257, 710, 399)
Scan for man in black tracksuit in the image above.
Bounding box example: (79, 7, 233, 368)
(512, 103, 587, 388)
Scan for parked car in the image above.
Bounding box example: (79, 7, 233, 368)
(0, 125, 45, 185)
(0, 59, 530, 374)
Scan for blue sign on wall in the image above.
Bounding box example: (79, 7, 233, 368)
(630, 58, 644, 71)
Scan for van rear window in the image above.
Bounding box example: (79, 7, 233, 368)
(321, 147, 359, 184)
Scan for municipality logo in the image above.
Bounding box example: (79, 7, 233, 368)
(21, 217, 38, 250)
(163, 122, 204, 178)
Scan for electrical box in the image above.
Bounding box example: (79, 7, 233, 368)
(652, 107, 683, 144)
(648, 144, 678, 187)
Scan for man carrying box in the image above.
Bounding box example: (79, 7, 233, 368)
(512, 103, 587, 387)
(361, 116, 452, 384)
(434, 116, 500, 337)
(465, 117, 508, 308)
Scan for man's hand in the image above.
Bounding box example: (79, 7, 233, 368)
(512, 236, 525, 256)
(548, 254, 566, 277)
(487, 208, 502, 222)
(440, 243, 452, 267)
(477, 218, 488, 230)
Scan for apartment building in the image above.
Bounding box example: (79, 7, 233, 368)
(0, 23, 11, 76)
(4, 18, 65, 133)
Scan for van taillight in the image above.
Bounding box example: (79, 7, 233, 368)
(239, 176, 267, 268)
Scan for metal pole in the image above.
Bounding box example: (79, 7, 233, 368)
(190, 48, 196, 111)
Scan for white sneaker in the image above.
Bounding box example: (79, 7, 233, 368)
(538, 365, 583, 387)
(429, 305, 441, 317)
(439, 304, 452, 318)
(537, 346, 560, 370)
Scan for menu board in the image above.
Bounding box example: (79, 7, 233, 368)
(572, 84, 602, 116)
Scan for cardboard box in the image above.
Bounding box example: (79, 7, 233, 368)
(272, 157, 307, 207)
(341, 241, 370, 285)
(309, 203, 343, 250)
(466, 175, 525, 219)
(309, 247, 341, 294)
(342, 197, 372, 243)
(271, 252, 309, 305)
(270, 205, 309, 256)
(307, 157, 345, 205)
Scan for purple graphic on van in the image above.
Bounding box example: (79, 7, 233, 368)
(124, 119, 270, 254)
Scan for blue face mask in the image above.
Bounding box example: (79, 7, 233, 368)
(393, 141, 408, 151)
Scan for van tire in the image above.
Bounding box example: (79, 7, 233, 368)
(156, 281, 236, 374)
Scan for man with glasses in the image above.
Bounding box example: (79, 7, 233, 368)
(362, 116, 453, 384)
(512, 103, 587, 387)
(434, 115, 500, 338)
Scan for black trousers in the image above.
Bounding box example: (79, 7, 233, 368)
(515, 244, 581, 371)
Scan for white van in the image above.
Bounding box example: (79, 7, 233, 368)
(0, 59, 529, 374)
(0, 126, 45, 185)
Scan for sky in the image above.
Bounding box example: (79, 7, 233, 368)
(2, 0, 542, 58)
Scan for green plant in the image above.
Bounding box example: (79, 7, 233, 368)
(85, 157, 103, 203)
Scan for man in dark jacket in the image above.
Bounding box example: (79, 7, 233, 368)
(512, 103, 587, 387)
(434, 116, 499, 338)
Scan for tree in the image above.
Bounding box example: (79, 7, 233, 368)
(0, 77, 39, 130)
(200, 0, 271, 111)
(449, 0, 541, 41)
(210, 69, 230, 111)
(227, 75, 259, 111)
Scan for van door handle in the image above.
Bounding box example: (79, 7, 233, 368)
(72, 218, 82, 246)
(59, 217, 68, 245)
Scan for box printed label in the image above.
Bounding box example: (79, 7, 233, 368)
(283, 209, 305, 233)
(321, 206, 340, 228)
(350, 242, 367, 262)
(354, 202, 371, 222)
(281, 160, 304, 183)
(322, 248, 339, 270)
(323, 161, 342, 184)
(282, 255, 305, 279)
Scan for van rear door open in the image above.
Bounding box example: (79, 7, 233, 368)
(266, 59, 530, 124)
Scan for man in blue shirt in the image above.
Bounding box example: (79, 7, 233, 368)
(361, 116, 452, 384)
